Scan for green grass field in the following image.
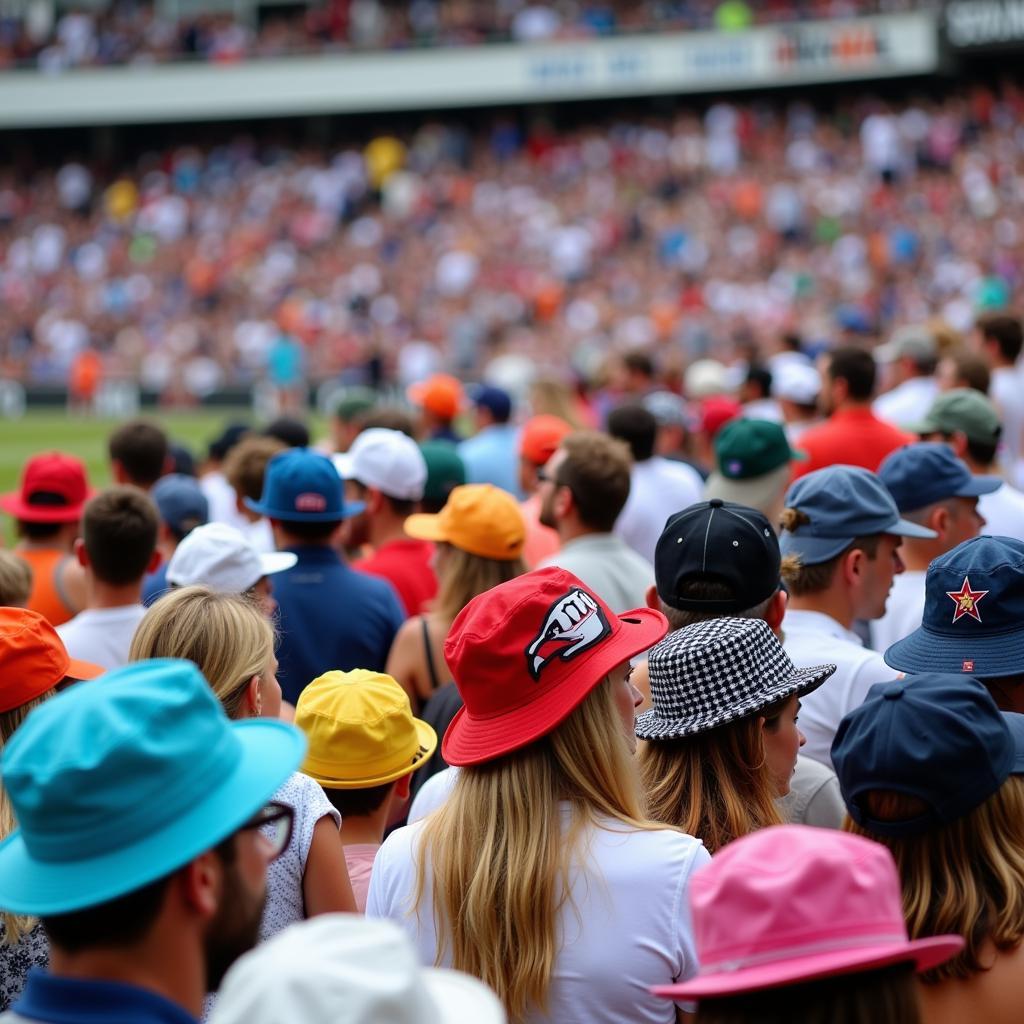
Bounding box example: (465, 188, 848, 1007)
(0, 408, 325, 543)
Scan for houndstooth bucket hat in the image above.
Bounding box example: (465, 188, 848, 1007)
(635, 618, 835, 741)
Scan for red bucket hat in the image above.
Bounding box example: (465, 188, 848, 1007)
(0, 608, 103, 713)
(0, 453, 94, 524)
(441, 567, 668, 766)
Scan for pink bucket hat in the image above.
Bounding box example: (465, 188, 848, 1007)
(652, 825, 963, 1000)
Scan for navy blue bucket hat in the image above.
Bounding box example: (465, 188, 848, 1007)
(884, 535, 1024, 678)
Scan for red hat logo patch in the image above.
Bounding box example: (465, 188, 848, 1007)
(946, 577, 989, 624)
(525, 588, 610, 681)
(294, 492, 327, 513)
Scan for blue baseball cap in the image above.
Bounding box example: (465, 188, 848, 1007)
(245, 447, 364, 523)
(780, 465, 936, 566)
(884, 535, 1024, 678)
(470, 384, 512, 423)
(0, 658, 304, 916)
(878, 442, 1001, 514)
(151, 473, 210, 536)
(832, 672, 1024, 838)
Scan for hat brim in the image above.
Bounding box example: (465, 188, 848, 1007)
(781, 517, 936, 565)
(442, 607, 668, 767)
(634, 662, 835, 740)
(652, 933, 963, 1000)
(0, 491, 94, 524)
(423, 968, 507, 1024)
(65, 657, 104, 681)
(884, 624, 1024, 679)
(404, 512, 448, 544)
(303, 718, 439, 789)
(954, 475, 1003, 498)
(243, 497, 365, 523)
(0, 720, 304, 916)
(705, 465, 791, 514)
(259, 551, 298, 578)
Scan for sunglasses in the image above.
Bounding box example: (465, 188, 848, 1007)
(237, 801, 294, 860)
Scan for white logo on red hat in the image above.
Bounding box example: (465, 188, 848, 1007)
(946, 576, 989, 624)
(295, 493, 327, 513)
(525, 588, 611, 681)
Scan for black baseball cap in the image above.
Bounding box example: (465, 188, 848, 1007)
(655, 499, 781, 613)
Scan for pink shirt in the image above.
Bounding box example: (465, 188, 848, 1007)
(344, 843, 380, 912)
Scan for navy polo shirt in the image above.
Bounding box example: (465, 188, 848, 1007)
(272, 545, 406, 704)
(11, 971, 196, 1024)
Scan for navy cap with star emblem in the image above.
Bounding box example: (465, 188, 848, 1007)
(885, 535, 1024, 679)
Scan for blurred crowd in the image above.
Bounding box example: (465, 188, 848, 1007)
(3, 81, 1023, 403)
(0, 0, 925, 70)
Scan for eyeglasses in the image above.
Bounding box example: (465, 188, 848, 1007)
(237, 801, 294, 860)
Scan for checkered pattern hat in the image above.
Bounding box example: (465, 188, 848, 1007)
(635, 618, 835, 741)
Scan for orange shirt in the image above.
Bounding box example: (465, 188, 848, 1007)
(791, 407, 913, 479)
(17, 548, 79, 627)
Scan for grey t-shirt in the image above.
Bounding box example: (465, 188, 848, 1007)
(778, 754, 846, 829)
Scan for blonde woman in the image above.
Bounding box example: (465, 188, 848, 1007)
(833, 672, 1024, 1024)
(0, 608, 102, 1010)
(637, 618, 835, 853)
(129, 586, 356, 937)
(385, 483, 526, 707)
(369, 567, 710, 1024)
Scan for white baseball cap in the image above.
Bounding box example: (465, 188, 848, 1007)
(332, 428, 428, 502)
(771, 362, 822, 405)
(166, 523, 297, 594)
(208, 915, 506, 1024)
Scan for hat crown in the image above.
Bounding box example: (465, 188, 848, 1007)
(921, 535, 1024, 637)
(0, 608, 69, 712)
(255, 447, 345, 521)
(831, 672, 1015, 836)
(345, 429, 427, 501)
(167, 522, 263, 592)
(445, 568, 619, 724)
(648, 618, 797, 727)
(927, 389, 1000, 442)
(2, 659, 241, 863)
(438, 484, 525, 558)
(878, 443, 975, 513)
(152, 473, 210, 532)
(691, 826, 910, 973)
(783, 465, 898, 538)
(715, 420, 792, 480)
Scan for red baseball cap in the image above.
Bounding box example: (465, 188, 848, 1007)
(407, 374, 465, 421)
(0, 608, 103, 713)
(519, 415, 572, 467)
(698, 396, 742, 439)
(441, 567, 668, 766)
(0, 453, 94, 524)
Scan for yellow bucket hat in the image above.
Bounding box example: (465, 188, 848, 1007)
(295, 670, 437, 789)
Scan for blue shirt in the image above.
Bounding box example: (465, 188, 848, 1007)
(141, 563, 170, 606)
(10, 971, 197, 1024)
(457, 424, 522, 499)
(272, 545, 406, 704)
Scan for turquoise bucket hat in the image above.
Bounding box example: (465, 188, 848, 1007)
(0, 658, 305, 917)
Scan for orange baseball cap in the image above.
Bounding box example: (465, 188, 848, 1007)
(405, 484, 525, 561)
(407, 374, 465, 421)
(519, 415, 572, 467)
(0, 608, 103, 712)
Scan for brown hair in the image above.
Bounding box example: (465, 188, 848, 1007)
(639, 711, 783, 854)
(845, 778, 1024, 983)
(224, 436, 287, 503)
(0, 552, 32, 608)
(82, 486, 158, 585)
(977, 313, 1024, 363)
(779, 509, 881, 595)
(557, 431, 632, 532)
(661, 578, 774, 632)
(108, 419, 169, 487)
(694, 963, 920, 1024)
(434, 543, 526, 626)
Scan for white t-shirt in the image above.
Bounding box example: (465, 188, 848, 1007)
(782, 609, 896, 768)
(367, 810, 709, 1024)
(57, 604, 148, 670)
(992, 366, 1024, 469)
(409, 766, 459, 823)
(869, 570, 926, 655)
(872, 377, 939, 429)
(615, 458, 703, 565)
(261, 772, 340, 940)
(980, 482, 1024, 544)
(200, 470, 250, 532)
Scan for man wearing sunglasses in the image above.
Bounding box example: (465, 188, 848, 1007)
(0, 658, 305, 1024)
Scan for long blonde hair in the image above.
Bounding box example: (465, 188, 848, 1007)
(639, 713, 783, 854)
(434, 543, 526, 625)
(129, 586, 274, 719)
(415, 677, 653, 1021)
(846, 777, 1024, 982)
(1, 692, 55, 944)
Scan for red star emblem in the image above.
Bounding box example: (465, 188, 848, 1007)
(946, 576, 990, 624)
